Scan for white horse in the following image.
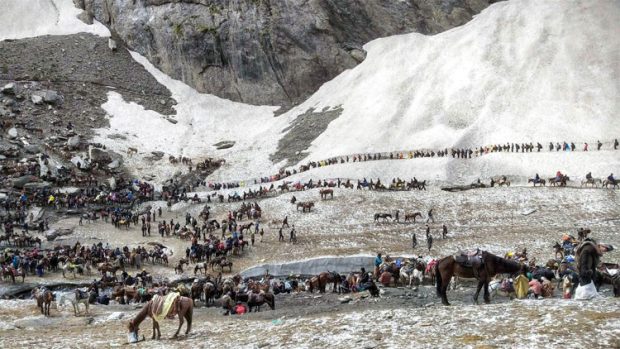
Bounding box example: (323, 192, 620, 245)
(56, 290, 90, 315)
(581, 178, 602, 187)
(399, 267, 423, 287)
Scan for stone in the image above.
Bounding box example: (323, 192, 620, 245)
(31, 94, 43, 105)
(24, 144, 41, 154)
(349, 48, 367, 63)
(151, 151, 164, 158)
(12, 175, 39, 188)
(108, 159, 120, 169)
(107, 177, 116, 190)
(43, 90, 61, 104)
(213, 140, 235, 150)
(1, 83, 15, 95)
(89, 147, 112, 164)
(67, 135, 81, 149)
(165, 117, 178, 124)
(7, 127, 17, 139)
(23, 182, 51, 190)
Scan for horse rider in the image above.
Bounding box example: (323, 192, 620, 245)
(555, 171, 563, 182)
(534, 173, 540, 183)
(586, 172, 592, 181)
(608, 173, 616, 185)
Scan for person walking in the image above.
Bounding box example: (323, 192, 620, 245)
(412, 233, 417, 249)
(427, 234, 433, 252)
(442, 224, 448, 239)
(278, 228, 284, 242)
(426, 208, 434, 223)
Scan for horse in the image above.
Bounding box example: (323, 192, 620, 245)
(194, 262, 208, 275)
(319, 189, 334, 200)
(296, 201, 315, 212)
(2, 265, 25, 283)
(203, 282, 217, 306)
(374, 213, 392, 222)
(128, 294, 193, 340)
(581, 178, 602, 188)
(575, 240, 602, 286)
(404, 212, 422, 223)
(246, 291, 275, 312)
(175, 259, 189, 274)
(549, 175, 570, 187)
(435, 250, 526, 305)
(399, 266, 423, 287)
(32, 287, 53, 316)
(603, 179, 619, 189)
(528, 178, 546, 187)
(316, 271, 341, 293)
(57, 289, 90, 315)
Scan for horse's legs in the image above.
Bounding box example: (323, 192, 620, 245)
(185, 308, 192, 334)
(483, 280, 491, 304)
(473, 280, 484, 304)
(174, 315, 184, 338)
(152, 320, 157, 339)
(439, 271, 452, 306)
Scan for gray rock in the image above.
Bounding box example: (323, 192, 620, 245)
(24, 182, 51, 190)
(24, 144, 41, 154)
(165, 117, 178, 124)
(43, 90, 61, 104)
(151, 151, 164, 158)
(12, 175, 39, 188)
(1, 83, 15, 95)
(108, 159, 120, 169)
(107, 177, 116, 190)
(7, 127, 17, 139)
(80, 0, 496, 106)
(46, 228, 74, 241)
(31, 94, 43, 105)
(67, 135, 81, 149)
(349, 48, 367, 63)
(213, 140, 235, 150)
(89, 147, 112, 164)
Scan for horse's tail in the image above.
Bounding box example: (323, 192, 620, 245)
(435, 259, 442, 297)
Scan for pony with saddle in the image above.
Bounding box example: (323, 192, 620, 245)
(435, 250, 527, 305)
(128, 292, 193, 340)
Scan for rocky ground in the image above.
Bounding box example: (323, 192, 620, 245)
(1, 185, 618, 348)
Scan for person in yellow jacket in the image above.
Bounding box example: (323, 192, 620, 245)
(48, 195, 55, 205)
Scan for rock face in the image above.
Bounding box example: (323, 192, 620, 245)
(77, 0, 497, 106)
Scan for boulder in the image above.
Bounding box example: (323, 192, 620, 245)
(108, 159, 121, 169)
(7, 127, 17, 139)
(45, 228, 74, 241)
(12, 175, 39, 188)
(31, 94, 44, 105)
(24, 144, 41, 154)
(89, 147, 112, 164)
(107, 177, 117, 190)
(23, 182, 51, 191)
(67, 135, 81, 149)
(151, 151, 165, 159)
(1, 83, 16, 95)
(213, 140, 235, 150)
(31, 90, 62, 105)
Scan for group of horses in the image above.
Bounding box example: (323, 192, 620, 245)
(528, 175, 618, 188)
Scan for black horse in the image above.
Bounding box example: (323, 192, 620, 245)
(575, 240, 601, 286)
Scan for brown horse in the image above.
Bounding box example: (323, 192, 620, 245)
(128, 295, 193, 340)
(435, 251, 526, 305)
(320, 189, 334, 200)
(32, 287, 53, 316)
(404, 212, 422, 223)
(175, 259, 189, 274)
(314, 271, 341, 293)
(575, 240, 602, 286)
(246, 291, 276, 312)
(296, 201, 315, 212)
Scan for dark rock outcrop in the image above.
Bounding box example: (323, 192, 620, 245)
(76, 0, 498, 106)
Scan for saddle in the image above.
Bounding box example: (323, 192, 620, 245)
(152, 293, 180, 322)
(454, 249, 483, 268)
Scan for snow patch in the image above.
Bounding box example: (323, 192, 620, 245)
(0, 0, 110, 41)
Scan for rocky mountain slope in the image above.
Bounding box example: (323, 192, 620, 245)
(74, 0, 498, 106)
